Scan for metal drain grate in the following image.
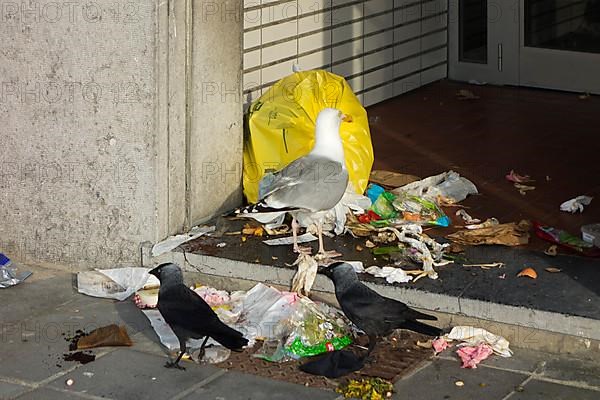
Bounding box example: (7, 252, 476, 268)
(216, 331, 434, 390)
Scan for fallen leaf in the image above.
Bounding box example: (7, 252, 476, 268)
(416, 340, 433, 349)
(545, 267, 562, 273)
(517, 267, 538, 279)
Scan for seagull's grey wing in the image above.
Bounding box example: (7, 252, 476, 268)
(260, 154, 348, 212)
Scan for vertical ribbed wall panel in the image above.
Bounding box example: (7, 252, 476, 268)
(243, 0, 448, 107)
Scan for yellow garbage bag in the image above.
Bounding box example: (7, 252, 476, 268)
(243, 70, 374, 204)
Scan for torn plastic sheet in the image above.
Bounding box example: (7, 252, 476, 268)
(263, 233, 317, 246)
(445, 326, 512, 357)
(364, 266, 412, 284)
(560, 195, 593, 213)
(152, 225, 216, 257)
(393, 171, 478, 204)
(141, 309, 230, 364)
(77, 268, 159, 301)
(0, 253, 32, 289)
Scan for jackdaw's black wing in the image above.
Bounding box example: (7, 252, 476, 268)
(158, 284, 248, 350)
(338, 282, 441, 337)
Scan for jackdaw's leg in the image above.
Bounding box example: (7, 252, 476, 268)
(165, 339, 187, 370)
(197, 336, 210, 361)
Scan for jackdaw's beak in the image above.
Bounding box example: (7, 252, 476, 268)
(148, 266, 160, 279)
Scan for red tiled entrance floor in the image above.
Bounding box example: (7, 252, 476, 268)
(367, 80, 600, 248)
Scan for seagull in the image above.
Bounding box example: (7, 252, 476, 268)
(236, 107, 350, 257)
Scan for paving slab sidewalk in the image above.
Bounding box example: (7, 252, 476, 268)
(1, 265, 599, 400)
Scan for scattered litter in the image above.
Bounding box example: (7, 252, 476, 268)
(534, 222, 599, 256)
(447, 220, 530, 246)
(134, 288, 159, 309)
(416, 339, 433, 349)
(65, 379, 74, 386)
(463, 262, 504, 270)
(579, 93, 591, 100)
(393, 171, 478, 204)
(355, 244, 364, 251)
(291, 253, 318, 295)
(455, 380, 465, 387)
(445, 326, 512, 357)
(465, 218, 499, 230)
(544, 245, 558, 256)
(216, 242, 227, 248)
(581, 224, 600, 247)
(77, 267, 160, 301)
(0, 253, 32, 288)
(457, 344, 493, 368)
(514, 183, 536, 195)
(263, 233, 317, 246)
(546, 175, 551, 181)
(75, 324, 133, 349)
(456, 209, 481, 224)
(151, 225, 215, 257)
(193, 286, 231, 307)
(456, 89, 480, 100)
(364, 266, 413, 284)
(517, 267, 538, 279)
(432, 337, 449, 354)
(82, 372, 94, 378)
(545, 267, 562, 273)
(369, 170, 420, 189)
(242, 224, 265, 236)
(365, 240, 376, 248)
(498, 273, 506, 279)
(336, 377, 394, 399)
(560, 195, 593, 213)
(506, 170, 534, 184)
(392, 193, 450, 227)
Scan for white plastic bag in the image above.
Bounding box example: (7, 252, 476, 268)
(77, 268, 159, 301)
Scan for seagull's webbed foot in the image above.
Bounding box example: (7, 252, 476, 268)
(293, 245, 313, 255)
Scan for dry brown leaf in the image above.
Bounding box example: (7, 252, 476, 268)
(545, 267, 562, 273)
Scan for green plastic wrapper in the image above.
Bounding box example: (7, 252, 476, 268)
(286, 335, 353, 358)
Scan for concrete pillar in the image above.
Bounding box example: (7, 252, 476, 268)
(0, 0, 244, 270)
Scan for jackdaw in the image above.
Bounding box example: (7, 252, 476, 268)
(319, 262, 442, 352)
(149, 263, 248, 369)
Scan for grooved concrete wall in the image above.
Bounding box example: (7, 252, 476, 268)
(0, 1, 244, 270)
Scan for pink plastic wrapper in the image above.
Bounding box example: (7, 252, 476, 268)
(456, 344, 494, 368)
(432, 337, 449, 354)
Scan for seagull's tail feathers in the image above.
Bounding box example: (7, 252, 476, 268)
(400, 320, 443, 337)
(209, 322, 249, 351)
(226, 201, 298, 216)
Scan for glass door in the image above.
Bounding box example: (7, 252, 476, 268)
(448, 0, 520, 85)
(520, 0, 600, 93)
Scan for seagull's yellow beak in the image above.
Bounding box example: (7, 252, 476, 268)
(341, 113, 353, 123)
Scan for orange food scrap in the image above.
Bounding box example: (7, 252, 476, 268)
(517, 267, 538, 279)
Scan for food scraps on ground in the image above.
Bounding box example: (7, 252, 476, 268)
(545, 267, 562, 273)
(514, 183, 536, 195)
(506, 170, 534, 184)
(463, 262, 505, 270)
(544, 245, 558, 256)
(336, 377, 394, 400)
(517, 267, 538, 279)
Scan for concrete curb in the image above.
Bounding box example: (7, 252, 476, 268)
(152, 249, 600, 354)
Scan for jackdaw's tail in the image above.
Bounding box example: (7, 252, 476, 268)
(401, 320, 443, 337)
(209, 323, 249, 351)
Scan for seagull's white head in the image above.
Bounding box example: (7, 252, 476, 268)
(310, 108, 350, 164)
